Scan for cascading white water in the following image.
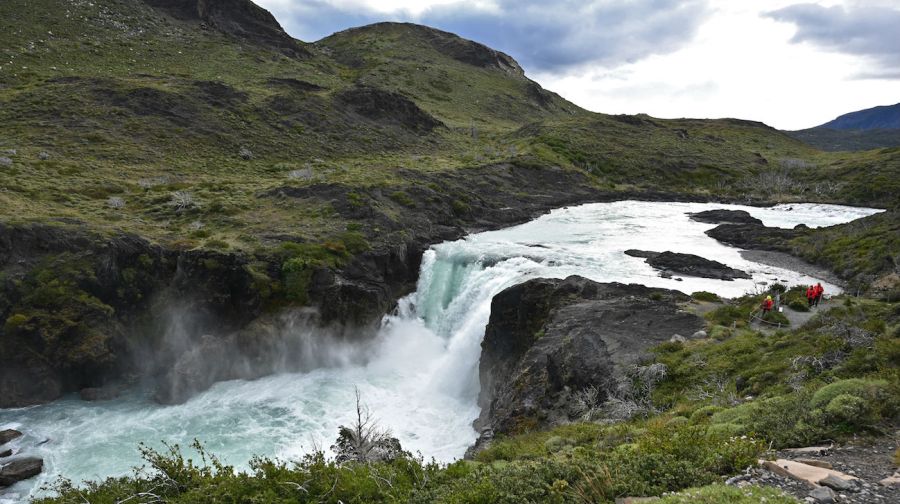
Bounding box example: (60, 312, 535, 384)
(0, 201, 882, 500)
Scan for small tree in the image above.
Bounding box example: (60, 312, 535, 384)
(331, 388, 404, 464)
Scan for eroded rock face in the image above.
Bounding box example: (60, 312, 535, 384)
(688, 209, 763, 225)
(624, 249, 751, 280)
(473, 276, 703, 451)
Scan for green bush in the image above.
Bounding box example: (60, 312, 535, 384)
(690, 406, 723, 424)
(809, 378, 889, 410)
(788, 299, 809, 312)
(692, 291, 721, 303)
(824, 394, 871, 427)
(705, 305, 746, 327)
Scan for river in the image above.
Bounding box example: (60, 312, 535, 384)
(0, 200, 882, 500)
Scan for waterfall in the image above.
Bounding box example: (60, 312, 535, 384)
(0, 201, 882, 501)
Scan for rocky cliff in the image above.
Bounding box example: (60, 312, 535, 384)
(471, 276, 704, 454)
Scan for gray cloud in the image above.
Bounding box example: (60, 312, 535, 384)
(766, 3, 900, 78)
(260, 0, 711, 73)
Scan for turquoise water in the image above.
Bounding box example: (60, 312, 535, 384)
(0, 201, 881, 500)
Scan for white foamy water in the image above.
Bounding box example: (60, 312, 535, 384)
(0, 201, 881, 500)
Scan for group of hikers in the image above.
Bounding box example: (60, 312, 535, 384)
(806, 282, 825, 307)
(760, 282, 825, 316)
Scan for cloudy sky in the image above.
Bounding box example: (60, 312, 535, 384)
(256, 0, 900, 130)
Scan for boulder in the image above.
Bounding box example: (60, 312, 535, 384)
(878, 471, 900, 487)
(795, 458, 832, 469)
(0, 430, 22, 445)
(691, 330, 708, 339)
(625, 250, 751, 280)
(0, 449, 11, 458)
(808, 485, 836, 503)
(818, 474, 856, 492)
(473, 277, 703, 449)
(688, 209, 763, 225)
(0, 457, 43, 487)
(760, 459, 857, 487)
(0, 157, 11, 167)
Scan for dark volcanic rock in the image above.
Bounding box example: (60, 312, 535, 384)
(688, 209, 763, 225)
(625, 250, 751, 280)
(705, 222, 807, 252)
(473, 276, 703, 450)
(0, 457, 43, 487)
(142, 0, 308, 58)
(0, 430, 23, 445)
(336, 86, 443, 132)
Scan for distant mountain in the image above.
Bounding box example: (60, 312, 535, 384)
(818, 103, 900, 130)
(787, 103, 900, 151)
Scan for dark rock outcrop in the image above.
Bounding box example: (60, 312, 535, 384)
(705, 222, 806, 252)
(688, 209, 763, 226)
(624, 250, 751, 280)
(0, 430, 22, 445)
(0, 449, 11, 458)
(0, 457, 43, 487)
(473, 276, 703, 451)
(335, 86, 443, 132)
(142, 0, 308, 58)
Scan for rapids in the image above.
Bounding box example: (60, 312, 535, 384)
(0, 201, 882, 500)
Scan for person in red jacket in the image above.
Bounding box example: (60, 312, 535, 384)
(806, 285, 816, 307)
(813, 282, 824, 307)
(762, 295, 774, 315)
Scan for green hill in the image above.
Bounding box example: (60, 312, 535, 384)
(1, 0, 897, 254)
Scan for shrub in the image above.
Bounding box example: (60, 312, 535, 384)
(824, 394, 871, 427)
(690, 406, 723, 424)
(809, 378, 889, 410)
(3, 313, 29, 333)
(705, 305, 746, 327)
(390, 190, 415, 207)
(692, 291, 720, 303)
(657, 484, 800, 503)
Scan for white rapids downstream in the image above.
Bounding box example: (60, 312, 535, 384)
(0, 201, 883, 500)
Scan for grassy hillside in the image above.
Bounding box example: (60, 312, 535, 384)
(788, 127, 900, 152)
(2, 0, 897, 258)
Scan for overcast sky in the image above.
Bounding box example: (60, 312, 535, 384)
(256, 0, 900, 130)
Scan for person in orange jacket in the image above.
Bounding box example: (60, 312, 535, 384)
(813, 282, 824, 307)
(806, 285, 816, 307)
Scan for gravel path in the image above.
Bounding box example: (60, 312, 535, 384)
(729, 437, 900, 503)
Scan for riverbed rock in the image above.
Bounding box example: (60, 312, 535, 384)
(0, 457, 43, 487)
(0, 430, 22, 445)
(624, 249, 751, 280)
(472, 276, 703, 451)
(688, 209, 763, 225)
(0, 449, 11, 458)
(705, 222, 806, 252)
